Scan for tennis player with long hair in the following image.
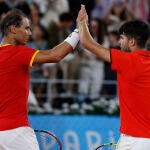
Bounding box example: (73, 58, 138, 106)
(0, 9, 79, 150)
(77, 5, 150, 150)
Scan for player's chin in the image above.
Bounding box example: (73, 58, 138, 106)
(20, 42, 27, 45)
(23, 40, 29, 45)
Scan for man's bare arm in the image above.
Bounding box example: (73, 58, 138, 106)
(77, 5, 111, 63)
(33, 29, 79, 65)
(33, 42, 72, 64)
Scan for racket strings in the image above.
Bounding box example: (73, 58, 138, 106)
(34, 130, 62, 150)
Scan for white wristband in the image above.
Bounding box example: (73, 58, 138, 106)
(64, 29, 79, 49)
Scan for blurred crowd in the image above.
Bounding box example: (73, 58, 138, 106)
(0, 0, 150, 111)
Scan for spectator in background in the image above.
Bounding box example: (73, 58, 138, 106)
(28, 24, 49, 107)
(32, 0, 48, 14)
(91, 0, 113, 20)
(107, 30, 120, 49)
(0, 0, 10, 18)
(28, 89, 39, 110)
(103, 0, 134, 28)
(29, 24, 49, 50)
(129, 0, 149, 21)
(3, 0, 17, 8)
(104, 30, 120, 98)
(0, 0, 30, 18)
(44, 12, 74, 96)
(15, 0, 31, 16)
(29, 1, 42, 28)
(78, 18, 106, 102)
(41, 0, 70, 28)
(66, 49, 81, 95)
(48, 12, 73, 48)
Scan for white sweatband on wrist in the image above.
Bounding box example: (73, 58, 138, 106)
(64, 28, 79, 49)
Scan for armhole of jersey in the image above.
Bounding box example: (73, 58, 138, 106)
(29, 50, 40, 67)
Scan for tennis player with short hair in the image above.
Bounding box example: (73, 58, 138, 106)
(77, 5, 150, 150)
(0, 9, 79, 150)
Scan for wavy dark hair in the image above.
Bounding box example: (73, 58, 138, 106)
(0, 9, 27, 37)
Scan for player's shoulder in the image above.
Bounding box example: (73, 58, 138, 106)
(15, 45, 35, 51)
(16, 45, 29, 48)
(133, 50, 150, 56)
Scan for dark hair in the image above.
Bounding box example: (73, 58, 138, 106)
(119, 20, 150, 48)
(59, 12, 73, 22)
(0, 9, 27, 37)
(89, 18, 107, 44)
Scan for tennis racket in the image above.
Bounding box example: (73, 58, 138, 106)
(34, 129, 62, 150)
(95, 142, 117, 150)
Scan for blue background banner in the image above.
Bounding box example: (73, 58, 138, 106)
(29, 115, 120, 150)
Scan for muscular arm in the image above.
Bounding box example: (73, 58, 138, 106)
(77, 5, 111, 63)
(33, 41, 73, 65)
(33, 29, 79, 65)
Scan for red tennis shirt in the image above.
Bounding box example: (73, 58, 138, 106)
(0, 44, 39, 130)
(111, 49, 150, 138)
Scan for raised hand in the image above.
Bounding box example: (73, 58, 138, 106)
(75, 5, 111, 63)
(76, 5, 88, 27)
(76, 4, 90, 46)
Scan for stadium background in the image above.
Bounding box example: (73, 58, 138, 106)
(0, 0, 149, 149)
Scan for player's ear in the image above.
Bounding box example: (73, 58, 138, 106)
(9, 25, 16, 34)
(129, 38, 136, 47)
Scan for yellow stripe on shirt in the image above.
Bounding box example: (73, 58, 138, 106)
(29, 50, 40, 67)
(0, 44, 11, 47)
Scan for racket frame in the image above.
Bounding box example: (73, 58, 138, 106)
(95, 142, 117, 150)
(34, 129, 62, 150)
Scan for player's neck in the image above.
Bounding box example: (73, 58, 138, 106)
(131, 45, 145, 52)
(1, 36, 17, 46)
